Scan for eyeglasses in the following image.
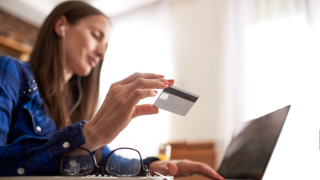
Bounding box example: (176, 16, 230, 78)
(59, 147, 151, 177)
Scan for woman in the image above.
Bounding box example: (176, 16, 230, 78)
(0, 1, 224, 179)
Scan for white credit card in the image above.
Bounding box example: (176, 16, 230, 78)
(153, 86, 199, 116)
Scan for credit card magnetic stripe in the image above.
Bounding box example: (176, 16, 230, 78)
(163, 87, 199, 103)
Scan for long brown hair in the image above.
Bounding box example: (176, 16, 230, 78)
(30, 1, 108, 129)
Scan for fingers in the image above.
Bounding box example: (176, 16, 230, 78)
(131, 104, 159, 119)
(172, 160, 224, 180)
(192, 162, 224, 180)
(117, 72, 162, 85)
(158, 75, 174, 87)
(149, 161, 170, 176)
(126, 78, 168, 95)
(167, 162, 178, 176)
(108, 73, 175, 119)
(126, 89, 158, 107)
(166, 79, 174, 87)
(114, 72, 175, 87)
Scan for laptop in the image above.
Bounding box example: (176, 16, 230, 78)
(217, 105, 290, 180)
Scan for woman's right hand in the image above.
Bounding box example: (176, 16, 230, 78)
(81, 72, 174, 151)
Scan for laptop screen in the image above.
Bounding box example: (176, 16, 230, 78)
(217, 106, 290, 180)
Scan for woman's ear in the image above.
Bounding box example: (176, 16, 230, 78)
(54, 15, 68, 37)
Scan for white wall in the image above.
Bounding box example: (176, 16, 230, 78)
(168, 0, 227, 144)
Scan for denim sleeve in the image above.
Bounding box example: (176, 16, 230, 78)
(0, 122, 87, 175)
(0, 57, 87, 175)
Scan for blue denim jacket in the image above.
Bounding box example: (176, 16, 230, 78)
(0, 56, 158, 176)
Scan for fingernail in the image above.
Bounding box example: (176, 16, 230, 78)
(215, 174, 223, 180)
(162, 82, 168, 85)
(167, 79, 174, 83)
(158, 75, 164, 78)
(153, 90, 158, 94)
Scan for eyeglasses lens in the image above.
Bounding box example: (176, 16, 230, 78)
(61, 148, 95, 175)
(105, 149, 142, 176)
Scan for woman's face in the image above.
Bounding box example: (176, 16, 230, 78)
(64, 15, 111, 77)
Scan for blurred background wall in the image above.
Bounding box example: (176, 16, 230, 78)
(0, 0, 319, 179)
(0, 8, 37, 61)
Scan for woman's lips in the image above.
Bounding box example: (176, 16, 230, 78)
(87, 56, 97, 68)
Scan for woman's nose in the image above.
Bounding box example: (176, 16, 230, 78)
(95, 43, 105, 60)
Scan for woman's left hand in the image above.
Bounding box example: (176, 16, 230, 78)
(149, 159, 225, 180)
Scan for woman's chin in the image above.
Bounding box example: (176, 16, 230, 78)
(75, 67, 92, 77)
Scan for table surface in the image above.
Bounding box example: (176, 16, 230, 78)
(0, 176, 174, 180)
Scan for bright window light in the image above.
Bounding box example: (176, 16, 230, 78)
(245, 14, 320, 179)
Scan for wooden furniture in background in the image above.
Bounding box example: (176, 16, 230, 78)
(0, 9, 38, 61)
(169, 142, 221, 180)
